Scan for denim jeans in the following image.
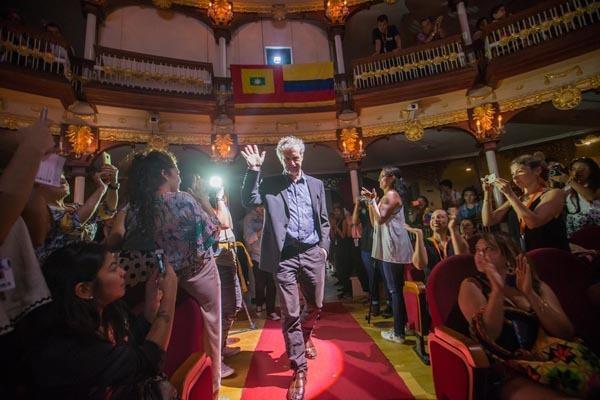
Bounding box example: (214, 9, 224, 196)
(381, 261, 407, 336)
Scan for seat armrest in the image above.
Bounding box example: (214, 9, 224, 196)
(432, 326, 490, 368)
(170, 352, 212, 400)
(404, 280, 426, 294)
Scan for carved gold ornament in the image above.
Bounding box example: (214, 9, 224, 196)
(148, 135, 169, 150)
(66, 125, 95, 156)
(272, 4, 287, 21)
(339, 127, 360, 152)
(354, 52, 460, 82)
(551, 86, 582, 110)
(97, 65, 211, 90)
(404, 120, 424, 142)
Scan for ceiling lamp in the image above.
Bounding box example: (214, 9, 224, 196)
(211, 133, 236, 163)
(208, 0, 234, 26)
(471, 103, 504, 143)
(65, 124, 96, 158)
(338, 127, 365, 163)
(325, 0, 349, 24)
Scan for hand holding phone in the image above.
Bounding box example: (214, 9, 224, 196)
(102, 152, 112, 165)
(155, 249, 166, 275)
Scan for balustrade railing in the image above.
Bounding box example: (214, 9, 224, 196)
(93, 46, 213, 96)
(351, 35, 467, 91)
(0, 21, 73, 80)
(484, 0, 600, 60)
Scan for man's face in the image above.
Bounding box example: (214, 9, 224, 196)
(421, 19, 433, 33)
(281, 148, 303, 179)
(378, 20, 388, 32)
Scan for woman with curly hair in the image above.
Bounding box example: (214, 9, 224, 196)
(108, 149, 223, 398)
(459, 233, 599, 399)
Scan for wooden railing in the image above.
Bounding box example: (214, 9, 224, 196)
(92, 46, 213, 96)
(484, 0, 600, 60)
(351, 34, 467, 91)
(0, 21, 73, 80)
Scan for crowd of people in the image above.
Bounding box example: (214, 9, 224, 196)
(1, 107, 599, 400)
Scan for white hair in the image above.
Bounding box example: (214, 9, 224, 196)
(276, 136, 305, 163)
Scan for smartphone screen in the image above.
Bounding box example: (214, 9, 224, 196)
(155, 250, 166, 275)
(102, 152, 111, 165)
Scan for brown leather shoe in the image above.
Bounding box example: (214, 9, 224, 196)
(286, 371, 307, 400)
(305, 338, 317, 359)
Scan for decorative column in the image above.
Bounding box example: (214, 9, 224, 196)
(81, 0, 104, 60)
(348, 164, 360, 200)
(482, 141, 504, 207)
(73, 170, 86, 205)
(455, 1, 475, 63)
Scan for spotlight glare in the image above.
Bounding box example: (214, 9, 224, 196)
(209, 176, 223, 188)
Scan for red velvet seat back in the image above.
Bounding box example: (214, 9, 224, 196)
(163, 295, 205, 377)
(570, 225, 600, 250)
(527, 248, 599, 351)
(405, 263, 425, 281)
(426, 254, 478, 331)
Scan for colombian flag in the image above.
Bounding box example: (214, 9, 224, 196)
(231, 62, 335, 108)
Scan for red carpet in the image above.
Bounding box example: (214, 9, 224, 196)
(241, 302, 415, 400)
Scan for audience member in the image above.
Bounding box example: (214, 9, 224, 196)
(32, 242, 177, 399)
(372, 14, 401, 55)
(459, 218, 477, 241)
(458, 233, 599, 399)
(457, 186, 482, 223)
(331, 202, 352, 299)
(482, 154, 569, 251)
(108, 150, 223, 396)
(243, 205, 279, 321)
(417, 16, 445, 44)
(27, 164, 118, 265)
(552, 157, 600, 237)
(491, 4, 508, 22)
(439, 179, 462, 210)
(473, 17, 488, 41)
(209, 182, 242, 378)
(362, 167, 413, 343)
(352, 196, 383, 316)
(407, 209, 469, 282)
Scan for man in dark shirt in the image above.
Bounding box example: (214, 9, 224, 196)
(372, 14, 402, 55)
(241, 137, 330, 400)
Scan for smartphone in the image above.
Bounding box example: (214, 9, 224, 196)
(155, 249, 166, 275)
(34, 153, 66, 187)
(102, 152, 111, 165)
(483, 173, 497, 184)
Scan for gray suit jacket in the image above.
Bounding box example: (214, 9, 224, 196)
(241, 169, 331, 273)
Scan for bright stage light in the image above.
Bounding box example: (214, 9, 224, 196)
(209, 176, 223, 188)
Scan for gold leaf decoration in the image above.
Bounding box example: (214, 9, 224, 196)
(66, 125, 94, 155)
(213, 133, 233, 158)
(152, 0, 173, 9)
(404, 120, 424, 142)
(340, 127, 359, 152)
(473, 103, 495, 132)
(551, 86, 582, 111)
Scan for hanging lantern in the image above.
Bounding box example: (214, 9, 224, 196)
(325, 0, 349, 24)
(65, 124, 96, 157)
(208, 0, 234, 26)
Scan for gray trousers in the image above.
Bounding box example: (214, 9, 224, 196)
(275, 244, 326, 373)
(217, 251, 242, 349)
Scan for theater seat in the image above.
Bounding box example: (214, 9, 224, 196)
(570, 225, 600, 250)
(426, 254, 491, 400)
(527, 248, 600, 353)
(402, 264, 429, 364)
(164, 294, 213, 400)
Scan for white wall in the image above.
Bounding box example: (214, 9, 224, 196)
(99, 6, 217, 65)
(228, 20, 332, 72)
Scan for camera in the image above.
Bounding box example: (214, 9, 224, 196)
(548, 163, 567, 178)
(483, 173, 497, 184)
(155, 249, 166, 275)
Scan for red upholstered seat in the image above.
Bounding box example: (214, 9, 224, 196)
(402, 263, 429, 363)
(570, 225, 600, 250)
(426, 254, 491, 400)
(165, 294, 213, 400)
(527, 248, 600, 353)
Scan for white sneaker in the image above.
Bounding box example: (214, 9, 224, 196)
(221, 362, 235, 379)
(381, 329, 406, 344)
(268, 312, 281, 321)
(222, 346, 241, 358)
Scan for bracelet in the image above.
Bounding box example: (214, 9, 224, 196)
(108, 183, 120, 190)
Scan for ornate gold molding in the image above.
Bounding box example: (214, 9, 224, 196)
(174, 0, 369, 14)
(99, 128, 212, 145)
(544, 65, 583, 85)
(499, 74, 600, 112)
(0, 113, 60, 134)
(362, 110, 468, 138)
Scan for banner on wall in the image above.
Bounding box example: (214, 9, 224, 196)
(230, 62, 335, 108)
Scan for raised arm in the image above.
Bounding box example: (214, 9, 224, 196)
(367, 189, 400, 225)
(481, 179, 511, 227)
(405, 225, 427, 270)
(448, 212, 469, 255)
(0, 109, 54, 243)
(240, 145, 266, 208)
(75, 172, 108, 225)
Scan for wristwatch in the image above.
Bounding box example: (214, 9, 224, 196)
(108, 182, 120, 190)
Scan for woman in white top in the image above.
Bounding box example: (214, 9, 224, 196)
(362, 166, 413, 343)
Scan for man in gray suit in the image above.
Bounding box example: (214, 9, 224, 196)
(241, 136, 330, 400)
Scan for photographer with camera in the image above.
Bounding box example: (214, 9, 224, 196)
(550, 157, 600, 238)
(481, 154, 568, 251)
(417, 15, 446, 44)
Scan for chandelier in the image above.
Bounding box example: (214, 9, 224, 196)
(211, 133, 236, 162)
(338, 127, 365, 163)
(471, 103, 504, 142)
(325, 0, 349, 24)
(208, 0, 234, 26)
(65, 124, 96, 157)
